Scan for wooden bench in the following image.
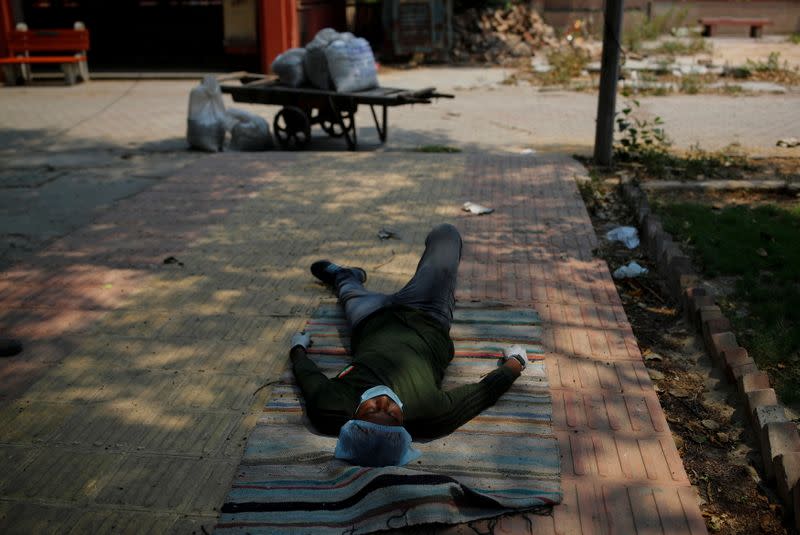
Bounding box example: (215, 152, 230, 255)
(0, 27, 90, 85)
(699, 17, 772, 38)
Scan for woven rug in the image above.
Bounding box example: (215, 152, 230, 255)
(215, 303, 562, 534)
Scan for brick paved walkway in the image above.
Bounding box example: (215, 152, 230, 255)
(0, 151, 706, 533)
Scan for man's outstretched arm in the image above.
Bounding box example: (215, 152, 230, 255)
(289, 334, 353, 435)
(405, 358, 522, 438)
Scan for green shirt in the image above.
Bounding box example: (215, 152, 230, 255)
(291, 306, 519, 438)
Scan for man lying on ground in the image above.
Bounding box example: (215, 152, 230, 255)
(289, 223, 529, 467)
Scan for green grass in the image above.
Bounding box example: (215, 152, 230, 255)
(789, 33, 800, 45)
(680, 74, 704, 94)
(746, 51, 785, 73)
(623, 7, 689, 53)
(657, 202, 800, 402)
(412, 145, 462, 153)
(650, 37, 710, 56)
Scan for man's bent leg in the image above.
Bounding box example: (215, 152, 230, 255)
(335, 271, 391, 330)
(391, 224, 462, 330)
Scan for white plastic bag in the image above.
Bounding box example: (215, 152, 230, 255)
(186, 75, 227, 152)
(613, 261, 649, 279)
(304, 28, 340, 90)
(462, 201, 494, 215)
(325, 37, 379, 93)
(226, 108, 273, 151)
(271, 48, 307, 88)
(606, 226, 640, 249)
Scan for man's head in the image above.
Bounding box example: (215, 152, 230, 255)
(333, 385, 420, 466)
(354, 389, 404, 426)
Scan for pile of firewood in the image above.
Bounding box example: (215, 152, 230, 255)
(452, 2, 560, 64)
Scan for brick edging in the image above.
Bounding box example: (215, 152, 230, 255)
(619, 179, 800, 528)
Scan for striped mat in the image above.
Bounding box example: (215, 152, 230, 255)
(216, 303, 562, 534)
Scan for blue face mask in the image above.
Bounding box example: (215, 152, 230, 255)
(334, 419, 421, 467)
(357, 385, 404, 411)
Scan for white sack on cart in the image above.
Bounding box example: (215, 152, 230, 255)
(271, 48, 307, 88)
(326, 37, 379, 93)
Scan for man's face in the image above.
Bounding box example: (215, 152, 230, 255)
(354, 395, 404, 426)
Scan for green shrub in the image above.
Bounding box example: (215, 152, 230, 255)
(541, 47, 590, 85)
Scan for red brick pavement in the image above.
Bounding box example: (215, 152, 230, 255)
(0, 152, 706, 533)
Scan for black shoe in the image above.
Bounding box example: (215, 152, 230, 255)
(0, 338, 23, 357)
(310, 260, 366, 286)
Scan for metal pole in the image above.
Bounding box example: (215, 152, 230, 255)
(593, 0, 625, 166)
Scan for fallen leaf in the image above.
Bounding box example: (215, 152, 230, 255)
(670, 387, 691, 398)
(648, 369, 665, 381)
(756, 248, 768, 257)
(644, 352, 664, 362)
(701, 419, 720, 431)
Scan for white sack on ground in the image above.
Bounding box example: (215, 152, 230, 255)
(186, 75, 227, 152)
(226, 108, 273, 151)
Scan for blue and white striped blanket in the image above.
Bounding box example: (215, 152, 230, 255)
(216, 304, 561, 534)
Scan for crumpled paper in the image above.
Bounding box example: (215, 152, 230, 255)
(462, 202, 494, 215)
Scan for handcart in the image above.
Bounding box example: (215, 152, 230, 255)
(218, 72, 454, 151)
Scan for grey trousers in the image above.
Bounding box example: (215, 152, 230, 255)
(335, 224, 462, 331)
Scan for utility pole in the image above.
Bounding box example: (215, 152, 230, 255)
(593, 0, 625, 166)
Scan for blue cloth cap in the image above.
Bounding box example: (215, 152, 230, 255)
(358, 385, 404, 411)
(334, 420, 421, 467)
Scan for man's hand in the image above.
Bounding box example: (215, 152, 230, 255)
(501, 344, 527, 375)
(291, 332, 312, 351)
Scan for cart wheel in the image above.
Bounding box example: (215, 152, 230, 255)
(321, 109, 355, 138)
(274, 106, 311, 150)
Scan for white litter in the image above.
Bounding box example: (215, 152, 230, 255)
(462, 202, 494, 215)
(777, 137, 799, 148)
(520, 148, 536, 155)
(378, 228, 400, 240)
(613, 261, 649, 279)
(606, 226, 640, 249)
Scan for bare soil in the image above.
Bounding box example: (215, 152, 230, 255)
(581, 175, 792, 534)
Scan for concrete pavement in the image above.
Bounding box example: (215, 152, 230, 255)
(0, 149, 706, 533)
(1, 68, 791, 533)
(2, 71, 797, 270)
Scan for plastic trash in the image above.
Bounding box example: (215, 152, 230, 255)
(606, 226, 640, 249)
(186, 75, 227, 152)
(378, 228, 401, 240)
(226, 108, 273, 151)
(520, 148, 536, 155)
(613, 261, 648, 279)
(462, 202, 494, 215)
(271, 48, 307, 88)
(326, 37, 379, 93)
(777, 137, 799, 148)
